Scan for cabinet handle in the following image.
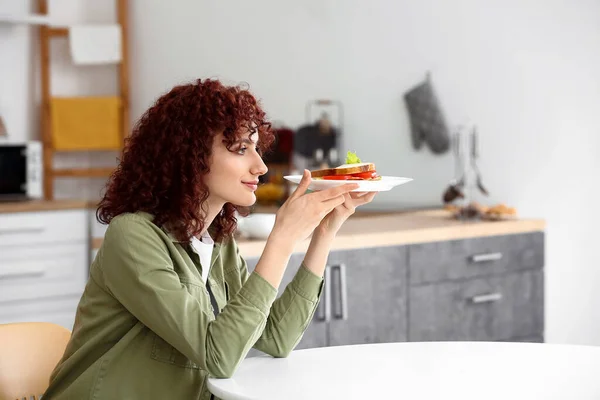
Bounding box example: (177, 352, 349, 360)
(332, 264, 348, 320)
(470, 292, 503, 304)
(316, 266, 331, 322)
(0, 265, 46, 279)
(0, 227, 45, 235)
(471, 252, 503, 263)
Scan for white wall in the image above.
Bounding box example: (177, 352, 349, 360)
(132, 0, 600, 346)
(1, 0, 600, 345)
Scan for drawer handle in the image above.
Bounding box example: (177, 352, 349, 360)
(331, 264, 348, 321)
(0, 265, 47, 279)
(471, 252, 503, 263)
(470, 292, 503, 304)
(316, 266, 331, 322)
(0, 227, 45, 235)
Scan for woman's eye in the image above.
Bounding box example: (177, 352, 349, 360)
(236, 146, 248, 155)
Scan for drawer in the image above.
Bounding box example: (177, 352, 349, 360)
(0, 243, 88, 303)
(0, 209, 88, 246)
(408, 232, 544, 285)
(0, 295, 80, 330)
(408, 269, 544, 342)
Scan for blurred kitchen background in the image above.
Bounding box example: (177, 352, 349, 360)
(1, 0, 599, 348)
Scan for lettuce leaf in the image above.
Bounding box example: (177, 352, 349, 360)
(345, 151, 361, 164)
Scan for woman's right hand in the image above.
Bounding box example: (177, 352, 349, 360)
(271, 169, 359, 245)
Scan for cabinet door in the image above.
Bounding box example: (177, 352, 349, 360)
(244, 253, 328, 351)
(409, 233, 544, 285)
(409, 269, 544, 341)
(327, 245, 408, 346)
(0, 295, 80, 330)
(0, 243, 87, 303)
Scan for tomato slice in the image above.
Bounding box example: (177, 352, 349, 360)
(350, 171, 378, 179)
(321, 171, 378, 180)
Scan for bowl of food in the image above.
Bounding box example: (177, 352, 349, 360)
(236, 213, 276, 239)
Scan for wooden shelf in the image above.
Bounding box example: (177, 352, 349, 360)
(38, 0, 129, 200)
(53, 167, 114, 178)
(0, 199, 95, 214)
(0, 13, 54, 25)
(48, 27, 68, 37)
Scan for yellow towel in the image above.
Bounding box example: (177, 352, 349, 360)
(50, 96, 122, 151)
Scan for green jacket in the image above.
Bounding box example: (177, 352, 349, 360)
(44, 212, 323, 400)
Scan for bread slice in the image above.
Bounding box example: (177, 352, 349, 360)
(310, 162, 375, 178)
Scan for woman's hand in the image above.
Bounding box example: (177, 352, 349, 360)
(316, 191, 377, 237)
(271, 170, 359, 246)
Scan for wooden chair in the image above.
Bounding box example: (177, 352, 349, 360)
(0, 322, 71, 400)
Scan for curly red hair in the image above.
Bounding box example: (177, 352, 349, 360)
(96, 79, 275, 242)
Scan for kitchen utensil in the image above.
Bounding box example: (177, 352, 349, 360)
(470, 126, 489, 196)
(0, 115, 6, 137)
(293, 100, 343, 170)
(442, 132, 465, 203)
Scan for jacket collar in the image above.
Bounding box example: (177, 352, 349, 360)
(135, 211, 221, 248)
(161, 220, 221, 249)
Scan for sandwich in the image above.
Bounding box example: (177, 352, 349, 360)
(310, 151, 381, 181)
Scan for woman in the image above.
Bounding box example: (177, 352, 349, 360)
(43, 79, 376, 400)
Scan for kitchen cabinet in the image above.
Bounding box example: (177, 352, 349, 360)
(407, 232, 544, 342)
(326, 246, 407, 346)
(243, 231, 545, 354)
(409, 269, 543, 341)
(0, 209, 89, 330)
(0, 204, 546, 346)
(244, 245, 408, 351)
(408, 232, 544, 285)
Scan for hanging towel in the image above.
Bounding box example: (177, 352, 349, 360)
(50, 96, 122, 151)
(68, 24, 122, 65)
(403, 76, 450, 154)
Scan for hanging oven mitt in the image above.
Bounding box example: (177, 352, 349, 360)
(403, 77, 450, 154)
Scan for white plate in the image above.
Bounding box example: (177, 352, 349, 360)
(283, 175, 413, 192)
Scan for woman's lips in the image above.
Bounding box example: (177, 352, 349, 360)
(242, 182, 258, 191)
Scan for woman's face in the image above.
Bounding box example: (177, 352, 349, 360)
(204, 129, 268, 209)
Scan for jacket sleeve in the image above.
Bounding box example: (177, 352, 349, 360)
(100, 216, 278, 379)
(235, 243, 324, 357)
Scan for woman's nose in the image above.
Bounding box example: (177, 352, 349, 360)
(251, 155, 268, 176)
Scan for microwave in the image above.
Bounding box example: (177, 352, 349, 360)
(0, 141, 43, 201)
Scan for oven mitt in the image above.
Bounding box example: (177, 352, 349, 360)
(403, 78, 450, 154)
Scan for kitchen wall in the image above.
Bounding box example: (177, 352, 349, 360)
(1, 0, 600, 346)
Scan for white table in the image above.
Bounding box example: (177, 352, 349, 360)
(207, 341, 600, 400)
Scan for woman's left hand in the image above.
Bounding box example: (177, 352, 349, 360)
(316, 191, 377, 237)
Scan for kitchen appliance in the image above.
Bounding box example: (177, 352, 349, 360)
(0, 141, 43, 201)
(293, 99, 343, 171)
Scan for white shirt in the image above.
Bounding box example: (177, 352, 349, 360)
(189, 231, 214, 284)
